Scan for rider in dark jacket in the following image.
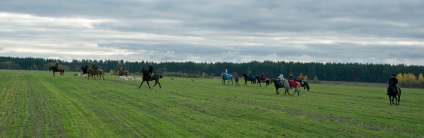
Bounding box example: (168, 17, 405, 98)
(387, 74, 398, 95)
(148, 64, 153, 75)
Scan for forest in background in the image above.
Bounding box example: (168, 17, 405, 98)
(1, 56, 424, 87)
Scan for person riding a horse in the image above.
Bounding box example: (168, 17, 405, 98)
(92, 64, 98, 74)
(260, 73, 267, 81)
(288, 72, 294, 80)
(277, 74, 285, 85)
(387, 74, 399, 95)
(141, 66, 150, 79)
(51, 62, 59, 71)
(148, 64, 153, 75)
(298, 73, 304, 84)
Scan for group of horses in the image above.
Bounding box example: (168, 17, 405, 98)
(79, 65, 105, 80)
(222, 72, 311, 96)
(49, 65, 163, 89)
(49, 65, 401, 105)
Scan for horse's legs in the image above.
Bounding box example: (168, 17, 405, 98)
(138, 80, 144, 89)
(146, 81, 151, 89)
(154, 80, 161, 89)
(397, 88, 401, 105)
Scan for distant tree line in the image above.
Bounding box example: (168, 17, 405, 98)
(1, 56, 424, 85)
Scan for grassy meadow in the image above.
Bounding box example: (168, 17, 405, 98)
(0, 69, 423, 137)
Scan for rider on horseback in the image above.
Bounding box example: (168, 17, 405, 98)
(148, 64, 153, 79)
(92, 64, 98, 74)
(288, 72, 294, 80)
(298, 73, 304, 85)
(278, 74, 285, 86)
(387, 74, 399, 95)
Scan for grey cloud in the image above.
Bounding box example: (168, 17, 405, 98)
(1, 0, 424, 65)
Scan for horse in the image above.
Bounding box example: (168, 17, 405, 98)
(80, 65, 88, 77)
(222, 73, 233, 85)
(255, 76, 271, 87)
(296, 79, 310, 91)
(138, 69, 162, 89)
(117, 67, 129, 77)
(242, 73, 256, 86)
(273, 78, 300, 96)
(387, 86, 401, 105)
(49, 66, 64, 76)
(87, 67, 105, 80)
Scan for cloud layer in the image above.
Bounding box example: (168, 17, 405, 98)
(1, 0, 423, 65)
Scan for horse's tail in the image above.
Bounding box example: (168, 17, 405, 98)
(159, 75, 163, 78)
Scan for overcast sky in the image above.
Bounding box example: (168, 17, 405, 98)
(1, 0, 423, 65)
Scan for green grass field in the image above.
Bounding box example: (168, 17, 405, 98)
(0, 70, 423, 137)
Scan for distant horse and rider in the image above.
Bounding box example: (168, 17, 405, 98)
(242, 73, 256, 86)
(387, 74, 401, 105)
(273, 74, 301, 96)
(221, 69, 233, 85)
(296, 73, 310, 91)
(138, 65, 163, 89)
(49, 66, 64, 76)
(49, 62, 64, 76)
(81, 64, 104, 80)
(117, 67, 129, 77)
(256, 73, 271, 87)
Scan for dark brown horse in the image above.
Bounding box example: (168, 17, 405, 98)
(138, 68, 162, 89)
(388, 86, 401, 105)
(117, 67, 129, 77)
(49, 66, 64, 76)
(87, 67, 105, 80)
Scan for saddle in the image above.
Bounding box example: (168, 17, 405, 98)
(388, 86, 399, 95)
(289, 80, 298, 87)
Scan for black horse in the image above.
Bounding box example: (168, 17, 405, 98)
(296, 79, 310, 91)
(49, 66, 64, 76)
(242, 73, 256, 86)
(138, 68, 163, 89)
(387, 86, 401, 105)
(80, 65, 88, 76)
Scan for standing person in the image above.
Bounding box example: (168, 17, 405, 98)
(387, 74, 399, 95)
